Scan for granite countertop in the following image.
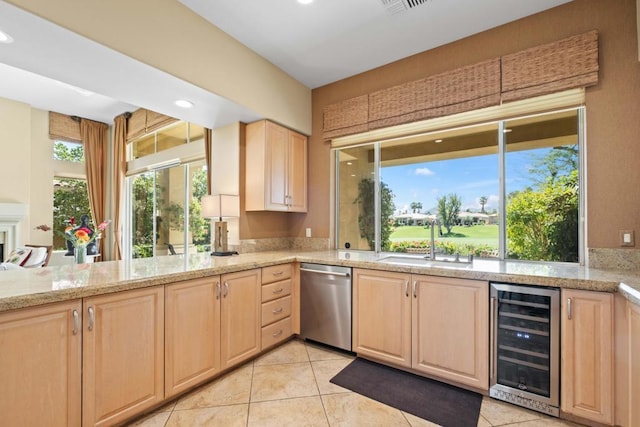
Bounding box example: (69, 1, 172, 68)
(1, 249, 639, 312)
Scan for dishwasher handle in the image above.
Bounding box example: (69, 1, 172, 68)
(299, 268, 350, 277)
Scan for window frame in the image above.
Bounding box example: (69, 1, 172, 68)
(334, 106, 586, 265)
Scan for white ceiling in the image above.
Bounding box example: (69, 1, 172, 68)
(0, 0, 571, 126)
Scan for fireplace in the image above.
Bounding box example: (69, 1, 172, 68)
(0, 203, 29, 262)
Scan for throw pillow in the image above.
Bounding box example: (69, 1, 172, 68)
(5, 247, 32, 266)
(23, 247, 47, 268)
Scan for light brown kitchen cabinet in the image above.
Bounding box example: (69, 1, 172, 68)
(165, 276, 222, 398)
(245, 120, 307, 212)
(353, 269, 488, 389)
(220, 269, 262, 369)
(0, 300, 82, 426)
(412, 275, 489, 389)
(353, 269, 413, 368)
(614, 292, 640, 427)
(561, 289, 613, 426)
(629, 300, 640, 426)
(82, 287, 164, 427)
(261, 263, 294, 350)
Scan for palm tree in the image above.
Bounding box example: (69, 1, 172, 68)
(479, 196, 488, 214)
(409, 201, 423, 213)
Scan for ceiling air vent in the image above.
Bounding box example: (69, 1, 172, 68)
(381, 0, 430, 15)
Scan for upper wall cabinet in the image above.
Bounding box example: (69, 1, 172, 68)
(246, 120, 308, 212)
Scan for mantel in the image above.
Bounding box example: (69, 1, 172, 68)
(0, 203, 28, 221)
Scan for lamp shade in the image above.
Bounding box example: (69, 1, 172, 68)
(201, 194, 240, 219)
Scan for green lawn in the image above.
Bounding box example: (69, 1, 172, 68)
(390, 224, 499, 248)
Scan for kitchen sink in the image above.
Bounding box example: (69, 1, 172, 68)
(377, 254, 473, 269)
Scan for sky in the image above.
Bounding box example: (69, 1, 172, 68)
(382, 150, 544, 215)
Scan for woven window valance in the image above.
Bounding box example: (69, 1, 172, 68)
(49, 111, 108, 143)
(323, 30, 599, 141)
(126, 108, 178, 141)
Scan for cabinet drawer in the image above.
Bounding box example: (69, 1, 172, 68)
(262, 317, 292, 350)
(261, 295, 292, 326)
(262, 264, 292, 284)
(262, 279, 292, 302)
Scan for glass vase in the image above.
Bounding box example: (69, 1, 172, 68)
(74, 245, 88, 264)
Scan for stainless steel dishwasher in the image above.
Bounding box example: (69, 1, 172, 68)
(299, 263, 352, 351)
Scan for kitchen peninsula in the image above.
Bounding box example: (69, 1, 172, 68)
(1, 250, 639, 426)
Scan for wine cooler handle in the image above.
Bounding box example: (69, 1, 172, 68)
(490, 296, 497, 382)
(567, 297, 572, 320)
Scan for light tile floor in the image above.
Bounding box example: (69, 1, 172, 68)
(127, 339, 582, 427)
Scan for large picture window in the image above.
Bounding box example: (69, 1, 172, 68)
(336, 108, 583, 263)
(125, 121, 209, 259)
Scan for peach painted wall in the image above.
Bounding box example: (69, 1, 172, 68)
(301, 0, 640, 250)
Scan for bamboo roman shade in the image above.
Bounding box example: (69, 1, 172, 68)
(125, 108, 178, 141)
(501, 31, 599, 102)
(49, 111, 82, 142)
(323, 31, 599, 141)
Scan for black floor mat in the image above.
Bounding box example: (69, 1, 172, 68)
(330, 358, 482, 427)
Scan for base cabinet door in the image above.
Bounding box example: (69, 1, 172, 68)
(83, 287, 165, 427)
(221, 269, 261, 369)
(353, 269, 411, 368)
(165, 276, 221, 398)
(0, 300, 82, 427)
(412, 275, 489, 389)
(561, 289, 613, 425)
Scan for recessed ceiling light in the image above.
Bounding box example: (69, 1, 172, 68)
(297, 0, 313, 4)
(0, 29, 14, 44)
(347, 162, 353, 165)
(435, 139, 443, 143)
(503, 128, 512, 133)
(175, 99, 194, 108)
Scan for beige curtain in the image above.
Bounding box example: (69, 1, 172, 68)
(80, 119, 108, 258)
(111, 113, 129, 260)
(204, 128, 212, 194)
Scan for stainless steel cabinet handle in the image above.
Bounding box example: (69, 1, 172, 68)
(413, 281, 418, 298)
(87, 306, 95, 331)
(567, 298, 572, 320)
(272, 307, 284, 314)
(72, 309, 80, 335)
(299, 268, 350, 277)
(273, 288, 284, 294)
(490, 296, 497, 382)
(216, 281, 221, 300)
(223, 282, 229, 297)
(272, 329, 283, 338)
(405, 281, 409, 297)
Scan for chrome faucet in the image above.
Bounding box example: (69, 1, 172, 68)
(428, 219, 438, 260)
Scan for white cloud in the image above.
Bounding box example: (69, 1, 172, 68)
(415, 167, 435, 176)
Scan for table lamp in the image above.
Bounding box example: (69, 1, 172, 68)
(201, 194, 240, 256)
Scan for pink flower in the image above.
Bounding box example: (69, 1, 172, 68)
(97, 220, 111, 231)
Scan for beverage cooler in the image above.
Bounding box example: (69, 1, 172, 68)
(489, 283, 560, 416)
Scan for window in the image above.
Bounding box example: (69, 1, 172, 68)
(336, 108, 583, 263)
(53, 178, 91, 250)
(53, 140, 84, 162)
(52, 140, 91, 250)
(131, 122, 204, 159)
(126, 122, 209, 259)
